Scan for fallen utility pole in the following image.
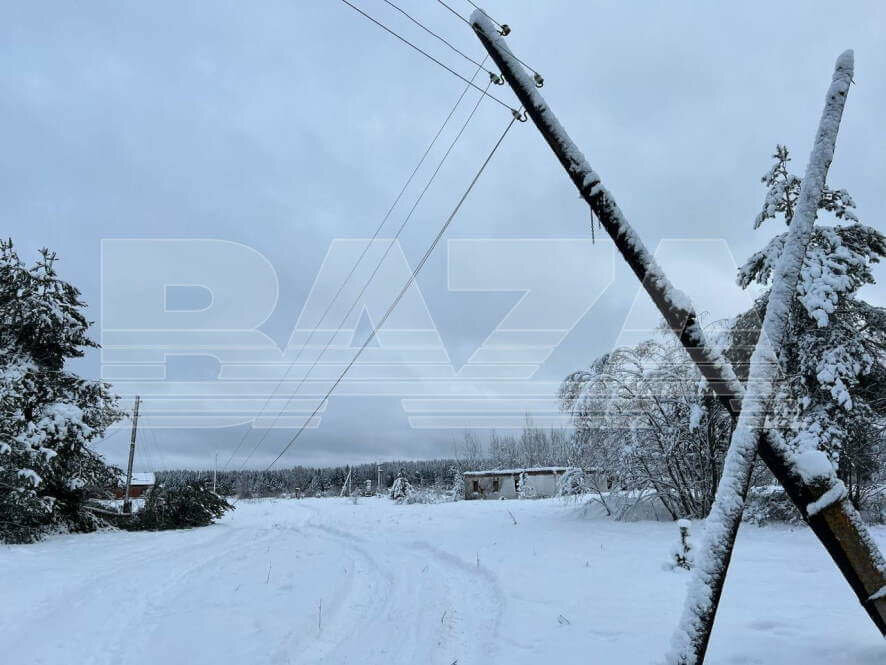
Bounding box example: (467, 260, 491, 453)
(470, 9, 886, 650)
(123, 395, 141, 514)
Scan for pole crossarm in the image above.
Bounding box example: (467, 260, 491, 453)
(470, 9, 886, 642)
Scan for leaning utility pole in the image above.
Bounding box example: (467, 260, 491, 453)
(123, 395, 141, 514)
(671, 51, 856, 664)
(340, 467, 352, 497)
(470, 9, 886, 649)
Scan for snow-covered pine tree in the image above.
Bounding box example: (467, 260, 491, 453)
(0, 242, 125, 543)
(738, 146, 886, 506)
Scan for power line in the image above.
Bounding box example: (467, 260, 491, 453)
(222, 60, 488, 472)
(263, 113, 517, 472)
(90, 427, 125, 448)
(236, 76, 494, 472)
(380, 0, 498, 81)
(148, 427, 168, 471)
(141, 428, 156, 472)
(337, 0, 518, 114)
(436, 0, 472, 27)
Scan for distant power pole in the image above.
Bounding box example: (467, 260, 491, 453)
(377, 464, 382, 495)
(123, 395, 140, 514)
(213, 450, 218, 493)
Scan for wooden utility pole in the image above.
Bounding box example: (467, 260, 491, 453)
(213, 450, 218, 494)
(123, 395, 140, 514)
(470, 10, 886, 643)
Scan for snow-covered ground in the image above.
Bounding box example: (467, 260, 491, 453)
(2, 498, 883, 665)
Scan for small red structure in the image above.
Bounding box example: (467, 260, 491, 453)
(113, 472, 155, 499)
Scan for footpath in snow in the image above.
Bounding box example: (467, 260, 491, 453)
(1, 497, 883, 665)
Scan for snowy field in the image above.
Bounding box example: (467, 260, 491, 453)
(2, 498, 884, 665)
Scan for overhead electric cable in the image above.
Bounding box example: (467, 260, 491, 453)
(223, 60, 488, 472)
(236, 76, 493, 472)
(262, 113, 518, 472)
(380, 0, 497, 79)
(337, 0, 518, 114)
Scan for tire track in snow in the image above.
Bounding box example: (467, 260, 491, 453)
(291, 517, 504, 665)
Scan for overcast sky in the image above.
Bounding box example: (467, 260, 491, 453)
(3, 1, 884, 471)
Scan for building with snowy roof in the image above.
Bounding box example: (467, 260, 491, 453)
(114, 472, 156, 499)
(462, 467, 590, 500)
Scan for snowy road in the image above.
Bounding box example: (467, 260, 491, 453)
(2, 501, 500, 665)
(2, 498, 884, 664)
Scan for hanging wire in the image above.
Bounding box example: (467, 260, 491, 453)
(337, 0, 519, 113)
(222, 61, 489, 473)
(380, 0, 501, 84)
(90, 427, 125, 448)
(262, 113, 518, 472)
(140, 427, 157, 472)
(236, 76, 495, 472)
(148, 427, 168, 471)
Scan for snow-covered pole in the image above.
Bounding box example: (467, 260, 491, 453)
(471, 13, 744, 407)
(470, 12, 886, 643)
(123, 395, 140, 514)
(668, 51, 873, 664)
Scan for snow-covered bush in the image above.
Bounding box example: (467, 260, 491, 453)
(559, 334, 733, 519)
(666, 519, 695, 571)
(0, 242, 125, 543)
(125, 481, 232, 530)
(404, 487, 449, 504)
(556, 467, 586, 498)
(742, 486, 802, 526)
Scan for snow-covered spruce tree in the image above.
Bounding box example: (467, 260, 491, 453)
(450, 465, 465, 501)
(127, 480, 232, 531)
(389, 471, 412, 503)
(738, 145, 886, 510)
(0, 242, 125, 543)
